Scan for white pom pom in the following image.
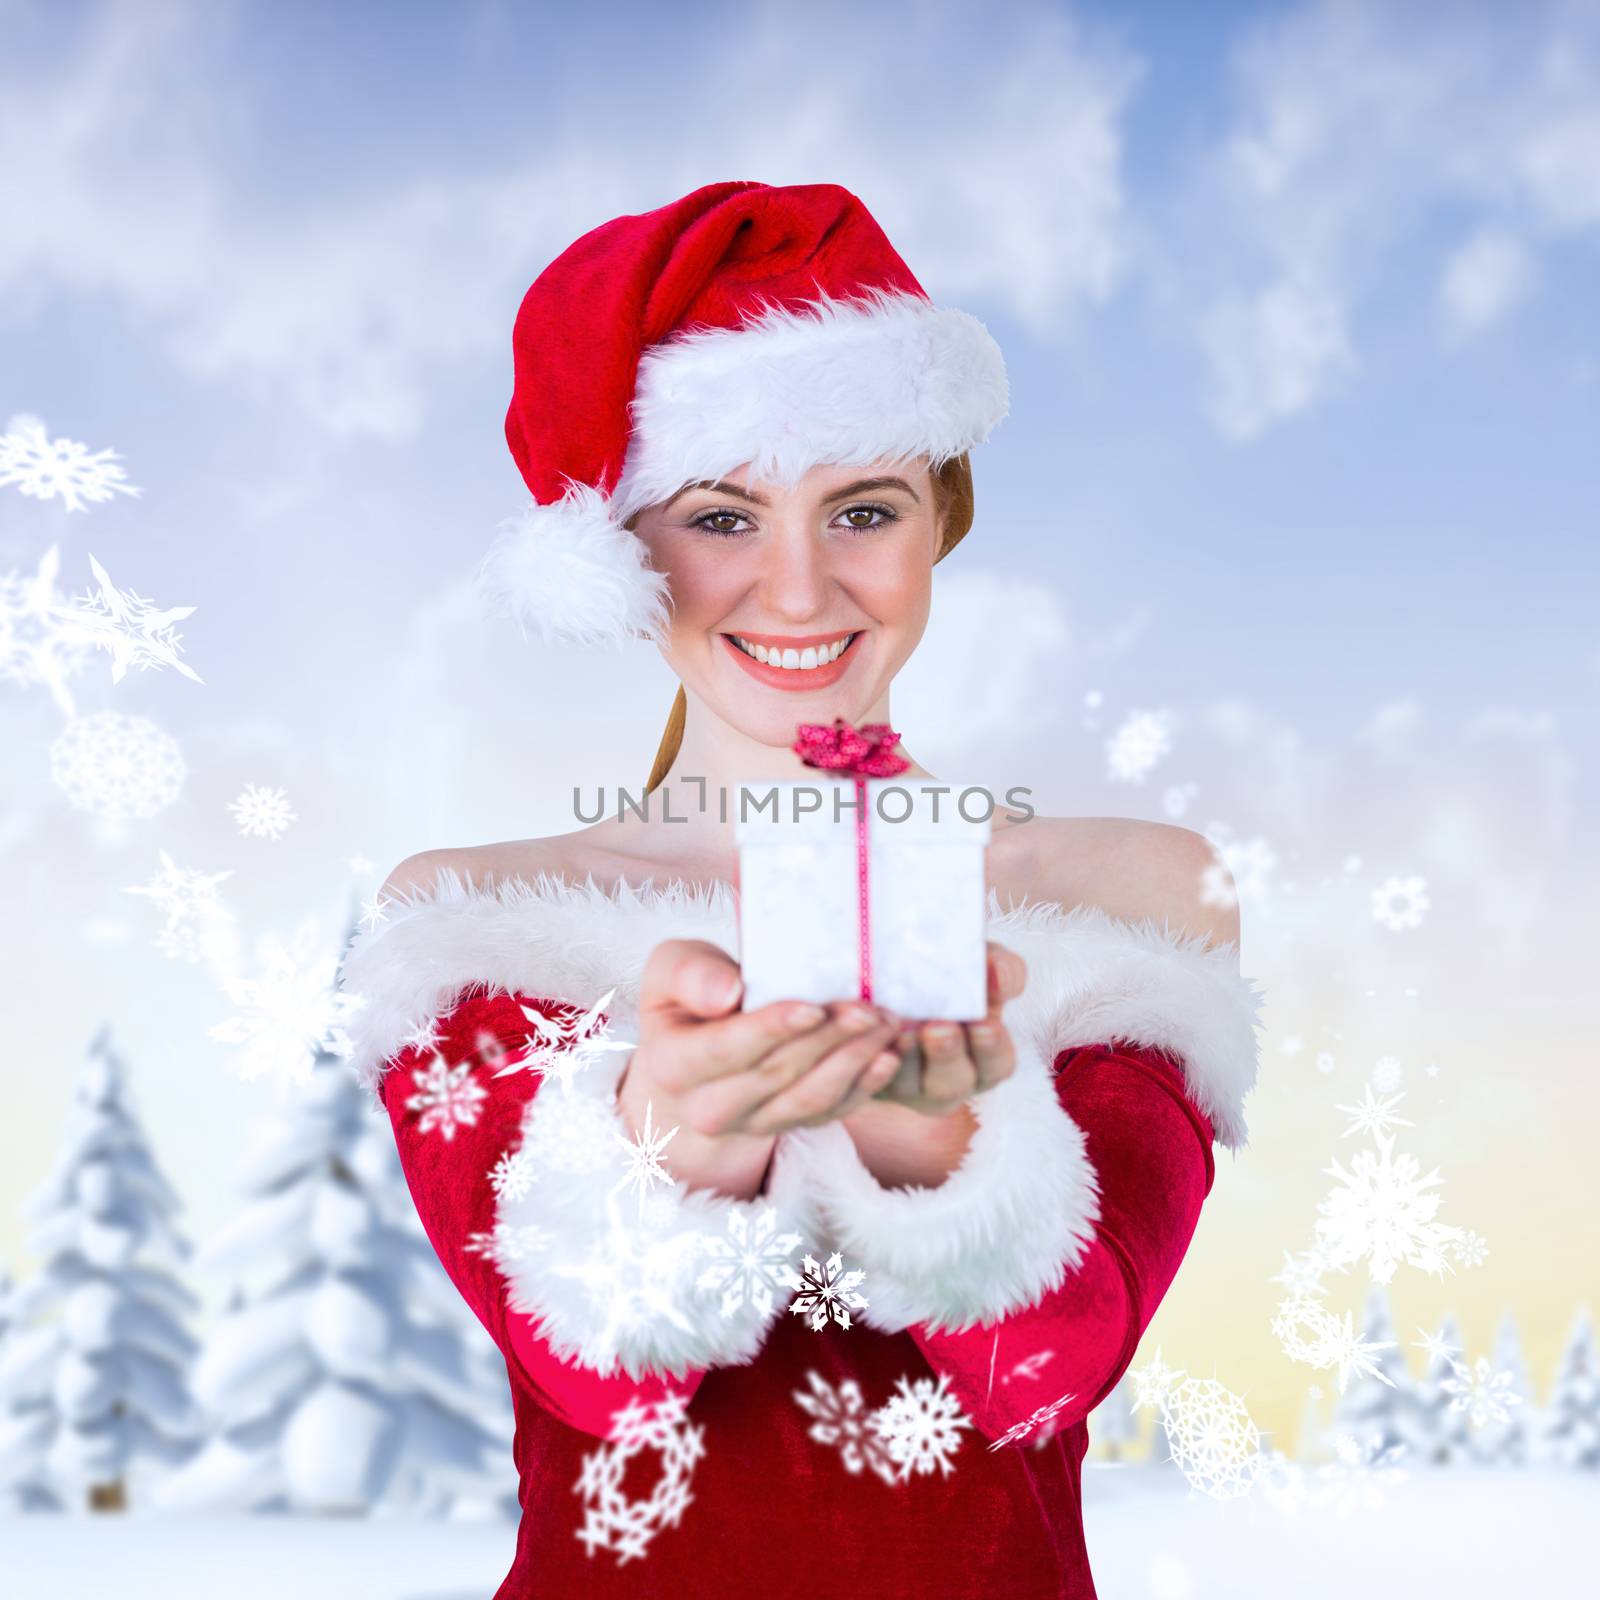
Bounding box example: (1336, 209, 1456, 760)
(472, 481, 673, 650)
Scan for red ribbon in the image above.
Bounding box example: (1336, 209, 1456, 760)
(792, 719, 909, 1002)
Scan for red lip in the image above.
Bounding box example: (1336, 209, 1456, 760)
(720, 631, 862, 691)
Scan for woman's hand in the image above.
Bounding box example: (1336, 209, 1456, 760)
(869, 941, 1028, 1116)
(614, 938, 904, 1176)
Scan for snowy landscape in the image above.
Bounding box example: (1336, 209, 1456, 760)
(1, 1015, 1593, 1596)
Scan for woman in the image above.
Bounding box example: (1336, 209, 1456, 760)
(338, 181, 1263, 1598)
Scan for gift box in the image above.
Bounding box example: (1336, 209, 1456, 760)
(734, 731, 992, 1020)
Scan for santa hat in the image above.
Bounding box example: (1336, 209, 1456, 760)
(474, 180, 1011, 649)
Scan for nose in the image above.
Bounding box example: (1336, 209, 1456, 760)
(753, 523, 833, 623)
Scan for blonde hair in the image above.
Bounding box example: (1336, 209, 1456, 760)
(640, 453, 975, 795)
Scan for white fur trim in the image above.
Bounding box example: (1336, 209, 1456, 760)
(488, 1043, 823, 1380)
(471, 482, 673, 649)
(780, 1034, 1098, 1335)
(610, 286, 1010, 526)
(336, 866, 1262, 1150)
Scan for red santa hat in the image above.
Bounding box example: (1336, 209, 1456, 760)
(475, 180, 1011, 649)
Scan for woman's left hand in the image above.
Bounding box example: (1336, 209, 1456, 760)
(871, 941, 1028, 1117)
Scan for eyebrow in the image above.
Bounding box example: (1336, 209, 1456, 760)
(662, 474, 922, 512)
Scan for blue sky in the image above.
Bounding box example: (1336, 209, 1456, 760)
(2, 0, 1597, 1445)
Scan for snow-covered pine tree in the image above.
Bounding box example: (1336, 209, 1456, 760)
(1539, 1304, 1599, 1471)
(158, 904, 512, 1516)
(1471, 1307, 1534, 1466)
(1330, 1284, 1418, 1457)
(1090, 1371, 1139, 1462)
(0, 1268, 62, 1511)
(1410, 1310, 1474, 1465)
(2, 1024, 202, 1510)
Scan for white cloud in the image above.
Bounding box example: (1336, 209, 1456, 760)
(1439, 226, 1535, 340)
(0, 0, 1143, 438)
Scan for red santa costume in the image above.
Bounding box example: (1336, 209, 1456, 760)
(336, 182, 1264, 1599)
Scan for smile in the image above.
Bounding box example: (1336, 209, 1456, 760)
(719, 630, 863, 690)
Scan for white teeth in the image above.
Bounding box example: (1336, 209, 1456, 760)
(731, 633, 855, 669)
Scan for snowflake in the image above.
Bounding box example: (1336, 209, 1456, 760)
(987, 1390, 1077, 1452)
(695, 1204, 803, 1318)
(1269, 1245, 1335, 1300)
(1441, 1356, 1524, 1429)
(1201, 834, 1276, 910)
(230, 782, 299, 841)
(1129, 1347, 1184, 1413)
(575, 1392, 706, 1565)
(123, 850, 239, 975)
(1335, 1085, 1413, 1141)
(489, 1146, 537, 1202)
(0, 544, 98, 714)
(1314, 1051, 1337, 1075)
(1315, 1129, 1463, 1283)
(1161, 781, 1197, 819)
(1412, 1324, 1462, 1368)
(612, 1099, 679, 1218)
(1001, 1350, 1056, 1386)
(1371, 874, 1429, 931)
(1449, 1228, 1489, 1268)
(1369, 1055, 1404, 1094)
(1153, 1375, 1261, 1500)
(356, 895, 391, 933)
(1270, 1296, 1397, 1394)
(406, 1053, 489, 1140)
(868, 1372, 972, 1481)
(1104, 708, 1173, 784)
(792, 1370, 899, 1485)
(0, 419, 141, 512)
(507, 989, 635, 1089)
(54, 552, 203, 686)
(50, 710, 186, 822)
(466, 1219, 551, 1263)
(209, 917, 363, 1082)
(789, 1251, 869, 1332)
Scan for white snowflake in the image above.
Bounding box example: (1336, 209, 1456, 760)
(1153, 1375, 1261, 1500)
(1202, 834, 1276, 909)
(789, 1251, 869, 1333)
(0, 545, 98, 714)
(1104, 708, 1174, 784)
(1129, 1346, 1184, 1413)
(1001, 1350, 1056, 1386)
(1315, 1129, 1463, 1283)
(1335, 1085, 1413, 1141)
(1448, 1228, 1489, 1268)
(792, 1370, 899, 1485)
(50, 710, 186, 823)
(869, 1372, 973, 1480)
(1370, 874, 1429, 931)
(0, 419, 141, 512)
(209, 917, 363, 1083)
(122, 850, 239, 975)
(466, 1219, 551, 1263)
(987, 1389, 1077, 1452)
(1369, 1055, 1404, 1094)
(575, 1392, 706, 1565)
(613, 1099, 679, 1218)
(1270, 1295, 1396, 1394)
(1268, 1245, 1334, 1300)
(695, 1204, 803, 1318)
(230, 782, 299, 841)
(54, 552, 203, 686)
(406, 1053, 489, 1140)
(489, 1146, 537, 1202)
(1441, 1355, 1524, 1429)
(507, 988, 635, 1089)
(1411, 1323, 1462, 1367)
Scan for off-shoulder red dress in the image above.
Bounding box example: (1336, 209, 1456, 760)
(337, 869, 1262, 1599)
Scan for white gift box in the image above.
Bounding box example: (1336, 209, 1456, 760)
(735, 779, 992, 1020)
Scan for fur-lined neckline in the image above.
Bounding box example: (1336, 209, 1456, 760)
(337, 864, 1264, 1148)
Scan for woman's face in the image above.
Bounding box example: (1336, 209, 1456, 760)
(629, 457, 941, 750)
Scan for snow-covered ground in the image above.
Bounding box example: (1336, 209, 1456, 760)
(0, 1468, 1580, 1598)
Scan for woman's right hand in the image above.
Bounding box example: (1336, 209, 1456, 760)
(615, 938, 905, 1149)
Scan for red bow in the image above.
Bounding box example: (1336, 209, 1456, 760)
(792, 718, 910, 779)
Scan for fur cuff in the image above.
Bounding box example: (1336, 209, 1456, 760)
(781, 1038, 1098, 1336)
(486, 1046, 820, 1382)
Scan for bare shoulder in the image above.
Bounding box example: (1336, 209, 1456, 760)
(378, 832, 595, 906)
(997, 813, 1240, 956)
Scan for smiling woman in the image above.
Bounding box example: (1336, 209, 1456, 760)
(633, 455, 974, 793)
(339, 179, 1261, 1600)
